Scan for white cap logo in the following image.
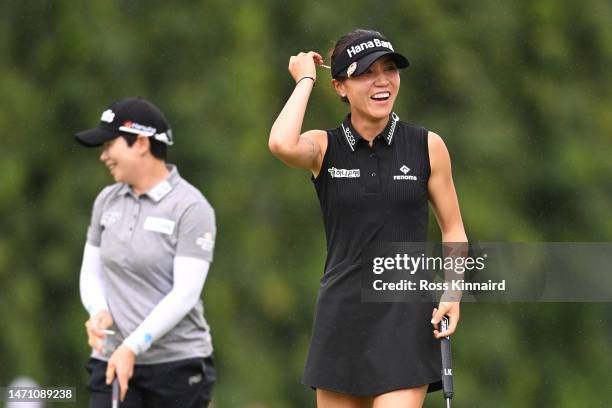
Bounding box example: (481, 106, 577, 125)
(347, 62, 357, 78)
(100, 109, 115, 123)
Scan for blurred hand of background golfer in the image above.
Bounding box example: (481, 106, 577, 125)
(431, 302, 460, 339)
(288, 51, 324, 83)
(85, 309, 113, 352)
(106, 344, 136, 401)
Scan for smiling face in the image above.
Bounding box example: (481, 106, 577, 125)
(99, 136, 147, 184)
(333, 55, 400, 121)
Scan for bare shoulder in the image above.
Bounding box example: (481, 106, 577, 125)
(427, 131, 451, 170)
(427, 130, 447, 151)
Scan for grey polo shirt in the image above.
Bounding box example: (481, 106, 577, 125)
(86, 164, 215, 364)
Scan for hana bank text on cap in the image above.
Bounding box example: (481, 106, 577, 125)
(331, 34, 410, 80)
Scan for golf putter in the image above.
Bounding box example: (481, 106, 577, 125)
(440, 316, 454, 408)
(112, 378, 120, 408)
(102, 329, 120, 408)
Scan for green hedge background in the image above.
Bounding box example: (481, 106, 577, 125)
(1, 1, 611, 407)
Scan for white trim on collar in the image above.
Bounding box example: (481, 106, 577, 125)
(385, 112, 400, 145)
(341, 123, 356, 152)
(342, 112, 399, 152)
(148, 180, 173, 202)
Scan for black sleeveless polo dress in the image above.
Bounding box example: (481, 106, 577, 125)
(302, 112, 442, 396)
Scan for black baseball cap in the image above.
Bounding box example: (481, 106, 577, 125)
(75, 97, 174, 147)
(331, 34, 409, 80)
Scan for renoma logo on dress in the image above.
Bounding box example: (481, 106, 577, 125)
(328, 167, 361, 178)
(393, 165, 417, 181)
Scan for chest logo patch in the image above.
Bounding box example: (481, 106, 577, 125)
(101, 211, 121, 227)
(393, 165, 418, 181)
(328, 167, 361, 178)
(143, 216, 175, 235)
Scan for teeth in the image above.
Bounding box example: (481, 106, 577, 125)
(372, 92, 390, 99)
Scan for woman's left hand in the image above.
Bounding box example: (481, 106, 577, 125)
(431, 301, 460, 339)
(106, 344, 136, 401)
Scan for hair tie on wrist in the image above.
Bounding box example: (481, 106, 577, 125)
(296, 76, 316, 86)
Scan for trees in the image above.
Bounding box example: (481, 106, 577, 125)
(1, 1, 610, 406)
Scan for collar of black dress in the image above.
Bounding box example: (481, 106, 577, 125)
(341, 112, 399, 152)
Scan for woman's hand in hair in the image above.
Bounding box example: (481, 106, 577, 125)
(288, 51, 324, 83)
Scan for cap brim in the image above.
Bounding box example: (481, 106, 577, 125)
(74, 127, 119, 147)
(352, 51, 410, 77)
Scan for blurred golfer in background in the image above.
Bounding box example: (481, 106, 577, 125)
(75, 97, 217, 407)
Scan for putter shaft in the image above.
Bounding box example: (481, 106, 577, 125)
(440, 316, 454, 404)
(112, 378, 119, 408)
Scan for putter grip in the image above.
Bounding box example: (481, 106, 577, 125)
(112, 378, 120, 408)
(440, 316, 454, 400)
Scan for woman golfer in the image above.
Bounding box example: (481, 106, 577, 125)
(76, 97, 216, 407)
(269, 29, 466, 407)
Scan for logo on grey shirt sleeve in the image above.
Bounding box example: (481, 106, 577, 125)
(196, 232, 215, 252)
